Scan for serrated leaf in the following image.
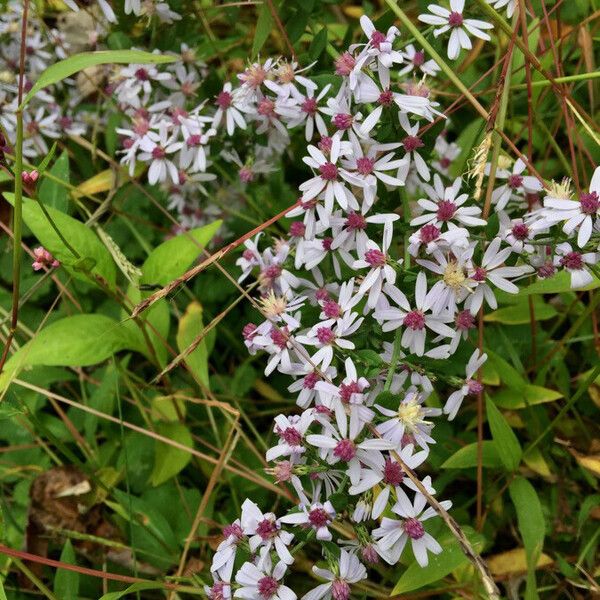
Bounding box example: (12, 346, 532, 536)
(39, 150, 70, 213)
(442, 441, 503, 469)
(509, 477, 545, 600)
(392, 529, 485, 594)
(0, 315, 145, 392)
(53, 540, 78, 600)
(5, 193, 117, 288)
(150, 422, 193, 486)
(486, 396, 522, 471)
(23, 50, 176, 106)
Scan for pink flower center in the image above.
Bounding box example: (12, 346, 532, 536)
(383, 459, 404, 485)
(370, 30, 387, 49)
(256, 518, 278, 540)
(404, 517, 425, 539)
(263, 264, 282, 280)
(403, 135, 424, 153)
(308, 507, 330, 528)
(507, 174, 524, 189)
(346, 211, 367, 229)
(257, 576, 279, 599)
(187, 134, 202, 147)
(319, 136, 333, 153)
(258, 98, 275, 117)
(365, 249, 386, 267)
(378, 89, 394, 106)
(242, 323, 257, 340)
(135, 68, 149, 80)
(455, 310, 475, 331)
(290, 221, 306, 237)
(439, 157, 451, 169)
(333, 439, 356, 461)
(322, 237, 333, 251)
(270, 327, 287, 349)
(301, 97, 318, 115)
(273, 460, 294, 482)
(537, 262, 555, 278)
(413, 50, 425, 66)
(467, 379, 484, 395)
(362, 544, 380, 564)
(281, 427, 302, 446)
(319, 162, 339, 181)
(335, 52, 356, 76)
(216, 90, 232, 109)
(580, 191, 599, 215)
(208, 582, 228, 600)
(303, 371, 319, 389)
(239, 167, 254, 182)
(315, 288, 330, 302)
(420, 223, 440, 243)
(316, 326, 336, 345)
(448, 11, 464, 27)
(511, 223, 529, 240)
(356, 157, 375, 175)
(436, 199, 457, 221)
(151, 146, 166, 160)
(472, 266, 487, 282)
(403, 310, 426, 330)
(333, 113, 353, 130)
(339, 381, 362, 403)
(223, 522, 244, 540)
(560, 251, 584, 270)
(323, 300, 342, 319)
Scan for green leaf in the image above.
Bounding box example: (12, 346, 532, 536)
(486, 396, 522, 471)
(392, 529, 485, 594)
(509, 477, 545, 600)
(39, 150, 70, 213)
(0, 315, 144, 391)
(252, 4, 274, 57)
(309, 27, 328, 60)
(141, 221, 222, 286)
(484, 297, 557, 324)
(520, 270, 600, 295)
(494, 384, 563, 409)
(150, 422, 193, 486)
(54, 540, 79, 600)
(442, 441, 503, 469)
(5, 193, 116, 288)
(485, 350, 526, 391)
(23, 50, 176, 107)
(176, 301, 210, 388)
(99, 582, 164, 599)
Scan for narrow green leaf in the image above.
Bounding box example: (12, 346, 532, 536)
(252, 4, 274, 57)
(484, 297, 557, 324)
(0, 314, 145, 391)
(176, 302, 210, 389)
(486, 396, 522, 471)
(150, 422, 193, 486)
(4, 193, 117, 287)
(99, 582, 163, 599)
(54, 540, 79, 600)
(23, 50, 176, 107)
(39, 150, 70, 213)
(441, 441, 503, 469)
(485, 350, 526, 391)
(494, 384, 563, 409)
(309, 28, 328, 60)
(0, 578, 8, 600)
(519, 270, 600, 295)
(392, 529, 485, 593)
(509, 477, 545, 600)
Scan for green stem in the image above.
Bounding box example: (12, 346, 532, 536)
(511, 71, 600, 90)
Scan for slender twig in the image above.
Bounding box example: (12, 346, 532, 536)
(264, 0, 296, 60)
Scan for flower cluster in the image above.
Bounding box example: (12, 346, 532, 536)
(204, 11, 600, 599)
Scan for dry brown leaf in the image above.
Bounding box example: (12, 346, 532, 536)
(487, 548, 552, 577)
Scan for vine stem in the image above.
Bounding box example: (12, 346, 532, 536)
(0, 0, 29, 375)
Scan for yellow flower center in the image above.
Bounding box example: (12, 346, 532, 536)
(443, 260, 466, 290)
